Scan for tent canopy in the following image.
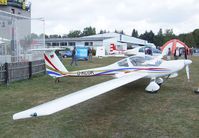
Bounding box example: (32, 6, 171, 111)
(161, 39, 189, 56)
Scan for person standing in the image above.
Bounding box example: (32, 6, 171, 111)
(146, 48, 152, 55)
(55, 50, 63, 61)
(174, 47, 179, 60)
(88, 47, 92, 61)
(167, 48, 171, 60)
(184, 48, 188, 59)
(70, 47, 78, 66)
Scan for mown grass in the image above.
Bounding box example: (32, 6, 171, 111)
(0, 56, 199, 138)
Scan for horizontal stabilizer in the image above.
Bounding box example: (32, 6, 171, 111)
(13, 72, 147, 120)
(31, 48, 65, 52)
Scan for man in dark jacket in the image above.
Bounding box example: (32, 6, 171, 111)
(88, 47, 92, 61)
(70, 47, 78, 66)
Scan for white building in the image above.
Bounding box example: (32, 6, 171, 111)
(46, 33, 149, 55)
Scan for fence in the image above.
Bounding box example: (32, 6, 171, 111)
(0, 10, 45, 64)
(0, 60, 45, 84)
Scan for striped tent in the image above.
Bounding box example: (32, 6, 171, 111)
(161, 39, 190, 56)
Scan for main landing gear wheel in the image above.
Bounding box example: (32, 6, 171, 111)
(146, 89, 159, 94)
(145, 80, 160, 94)
(55, 78, 60, 83)
(194, 88, 199, 94)
(156, 78, 164, 86)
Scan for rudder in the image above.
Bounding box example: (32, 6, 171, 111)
(44, 51, 68, 78)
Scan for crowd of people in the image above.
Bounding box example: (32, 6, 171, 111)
(167, 47, 191, 60)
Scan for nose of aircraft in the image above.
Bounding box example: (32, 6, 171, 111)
(184, 59, 192, 65)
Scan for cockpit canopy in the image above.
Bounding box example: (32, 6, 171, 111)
(117, 59, 129, 67)
(117, 56, 162, 67)
(138, 47, 162, 54)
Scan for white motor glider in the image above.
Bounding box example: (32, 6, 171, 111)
(124, 46, 162, 58)
(13, 49, 192, 120)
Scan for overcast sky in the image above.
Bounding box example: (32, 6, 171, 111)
(30, 0, 199, 35)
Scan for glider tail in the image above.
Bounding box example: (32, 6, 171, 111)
(44, 51, 68, 78)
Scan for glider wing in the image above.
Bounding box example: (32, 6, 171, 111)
(13, 72, 147, 120)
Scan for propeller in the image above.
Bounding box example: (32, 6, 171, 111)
(185, 65, 190, 81)
(184, 60, 192, 81)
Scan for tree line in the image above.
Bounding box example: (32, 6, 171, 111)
(136, 28, 199, 48)
(45, 26, 96, 38)
(43, 26, 199, 48)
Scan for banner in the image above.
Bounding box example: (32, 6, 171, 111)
(0, 0, 7, 5)
(76, 47, 88, 60)
(96, 47, 105, 57)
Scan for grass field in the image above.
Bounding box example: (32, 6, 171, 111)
(0, 56, 199, 138)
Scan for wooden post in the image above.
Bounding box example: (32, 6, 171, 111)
(29, 62, 32, 79)
(5, 63, 9, 84)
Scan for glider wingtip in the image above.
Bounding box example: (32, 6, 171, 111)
(13, 111, 37, 120)
(13, 113, 21, 120)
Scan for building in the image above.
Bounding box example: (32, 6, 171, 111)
(0, 0, 44, 63)
(0, 0, 31, 16)
(46, 33, 149, 55)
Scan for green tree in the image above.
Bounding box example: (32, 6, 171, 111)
(31, 33, 39, 39)
(45, 34, 49, 38)
(99, 30, 108, 34)
(192, 29, 199, 48)
(139, 30, 155, 43)
(148, 30, 155, 43)
(131, 29, 138, 37)
(178, 32, 196, 48)
(139, 31, 148, 41)
(154, 28, 164, 46)
(49, 34, 60, 38)
(38, 33, 46, 39)
(67, 30, 82, 38)
(114, 30, 125, 34)
(184, 34, 196, 47)
(82, 26, 96, 36)
(99, 30, 104, 34)
(114, 30, 119, 33)
(163, 29, 176, 43)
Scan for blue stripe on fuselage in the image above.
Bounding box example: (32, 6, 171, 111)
(47, 71, 62, 77)
(95, 67, 170, 76)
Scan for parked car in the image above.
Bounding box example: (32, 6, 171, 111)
(61, 51, 72, 58)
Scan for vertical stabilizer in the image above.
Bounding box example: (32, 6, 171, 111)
(44, 51, 68, 78)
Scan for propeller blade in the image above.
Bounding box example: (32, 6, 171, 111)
(185, 65, 190, 81)
(184, 59, 192, 81)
